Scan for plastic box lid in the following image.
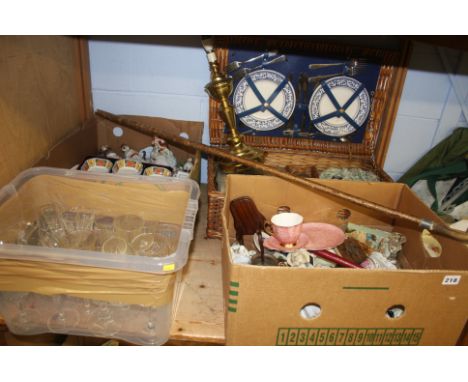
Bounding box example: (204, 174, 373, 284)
(0, 167, 200, 274)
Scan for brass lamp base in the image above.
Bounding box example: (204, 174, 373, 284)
(201, 37, 265, 174)
(219, 137, 265, 174)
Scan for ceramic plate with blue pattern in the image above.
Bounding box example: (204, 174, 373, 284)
(233, 69, 296, 131)
(309, 76, 370, 137)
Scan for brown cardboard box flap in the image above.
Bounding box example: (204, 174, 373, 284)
(96, 114, 203, 165)
(36, 114, 204, 183)
(0, 36, 90, 189)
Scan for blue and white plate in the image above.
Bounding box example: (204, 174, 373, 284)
(233, 69, 296, 131)
(308, 76, 370, 137)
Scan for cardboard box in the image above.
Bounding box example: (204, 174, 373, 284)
(35, 114, 203, 183)
(0, 36, 203, 188)
(221, 175, 468, 345)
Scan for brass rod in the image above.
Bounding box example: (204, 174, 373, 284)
(95, 109, 468, 243)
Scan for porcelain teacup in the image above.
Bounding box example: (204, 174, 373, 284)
(265, 212, 304, 249)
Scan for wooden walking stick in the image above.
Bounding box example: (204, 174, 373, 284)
(95, 109, 468, 244)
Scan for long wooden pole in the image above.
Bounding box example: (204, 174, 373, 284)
(96, 110, 468, 243)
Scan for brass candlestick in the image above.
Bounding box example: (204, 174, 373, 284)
(202, 37, 264, 173)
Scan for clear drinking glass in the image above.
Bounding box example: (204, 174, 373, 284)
(130, 233, 155, 256)
(60, 207, 95, 241)
(65, 230, 97, 250)
(37, 228, 68, 248)
(62, 210, 78, 233)
(143, 307, 159, 344)
(89, 301, 122, 337)
(80, 231, 98, 251)
(0, 220, 38, 245)
(95, 215, 114, 231)
(74, 208, 95, 232)
(143, 220, 159, 234)
(156, 222, 180, 256)
(146, 234, 171, 257)
(114, 214, 144, 242)
(8, 292, 42, 335)
(101, 236, 128, 255)
(46, 294, 80, 333)
(37, 204, 68, 248)
(38, 203, 64, 232)
(157, 222, 180, 240)
(94, 215, 114, 247)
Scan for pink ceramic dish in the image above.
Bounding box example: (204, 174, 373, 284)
(263, 222, 345, 252)
(301, 222, 345, 250)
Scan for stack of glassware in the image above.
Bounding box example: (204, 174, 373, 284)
(5, 202, 180, 258)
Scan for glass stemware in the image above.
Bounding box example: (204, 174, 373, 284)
(140, 305, 161, 345)
(7, 292, 42, 335)
(46, 294, 80, 333)
(90, 301, 122, 337)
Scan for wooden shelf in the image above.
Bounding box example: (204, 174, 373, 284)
(168, 185, 225, 344)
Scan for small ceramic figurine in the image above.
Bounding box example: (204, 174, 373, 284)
(98, 145, 119, 159)
(150, 136, 164, 164)
(152, 136, 166, 149)
(230, 242, 255, 264)
(421, 229, 442, 258)
(150, 139, 177, 169)
(140, 150, 148, 162)
(182, 157, 194, 173)
(150, 145, 159, 164)
(286, 248, 313, 268)
(360, 252, 397, 269)
(121, 144, 141, 160)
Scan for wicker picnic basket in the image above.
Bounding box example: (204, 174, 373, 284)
(206, 36, 410, 238)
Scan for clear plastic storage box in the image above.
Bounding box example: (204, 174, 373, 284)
(0, 167, 200, 345)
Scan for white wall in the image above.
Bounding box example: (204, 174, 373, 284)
(89, 37, 210, 182)
(383, 43, 468, 180)
(89, 39, 468, 183)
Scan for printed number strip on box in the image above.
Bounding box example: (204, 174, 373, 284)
(276, 328, 424, 346)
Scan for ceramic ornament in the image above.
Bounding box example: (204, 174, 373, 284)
(152, 136, 166, 149)
(183, 158, 194, 172)
(421, 229, 442, 258)
(230, 242, 255, 264)
(286, 248, 313, 268)
(150, 145, 159, 164)
(140, 150, 149, 163)
(98, 145, 119, 159)
(152, 145, 177, 169)
(121, 144, 141, 160)
(360, 252, 397, 269)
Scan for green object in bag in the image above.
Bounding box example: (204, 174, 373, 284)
(399, 127, 468, 217)
(399, 127, 468, 185)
